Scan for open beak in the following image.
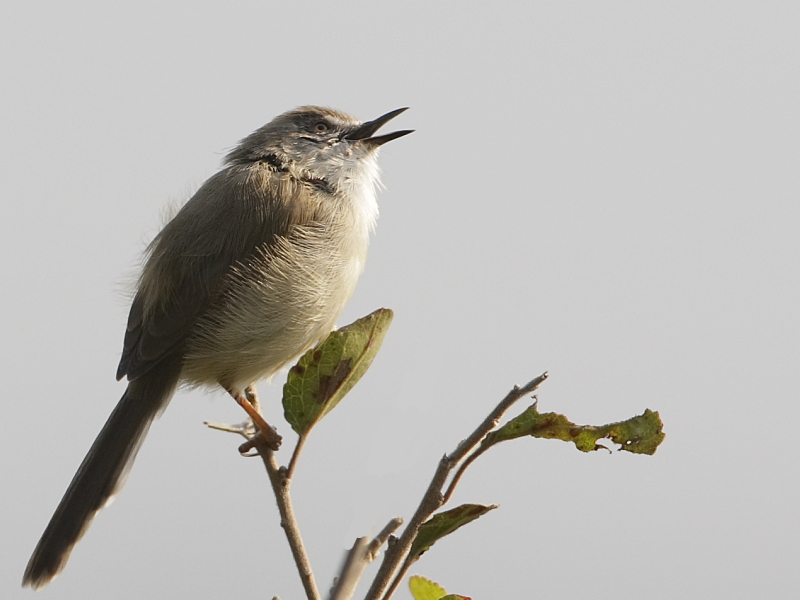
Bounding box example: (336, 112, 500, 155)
(344, 107, 413, 146)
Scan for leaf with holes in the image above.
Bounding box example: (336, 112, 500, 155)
(484, 404, 665, 455)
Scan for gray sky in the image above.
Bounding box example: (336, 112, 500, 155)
(3, 2, 798, 598)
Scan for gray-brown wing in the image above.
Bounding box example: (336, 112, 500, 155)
(116, 165, 317, 382)
(115, 256, 234, 381)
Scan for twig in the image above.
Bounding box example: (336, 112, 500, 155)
(258, 447, 321, 600)
(206, 386, 320, 599)
(286, 433, 309, 480)
(242, 386, 319, 600)
(367, 518, 404, 561)
(448, 374, 548, 465)
(443, 430, 498, 503)
(204, 419, 255, 439)
(364, 372, 548, 600)
(329, 518, 403, 600)
(379, 558, 410, 600)
(330, 537, 370, 600)
(364, 454, 451, 600)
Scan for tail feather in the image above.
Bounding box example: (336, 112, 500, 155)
(23, 355, 182, 589)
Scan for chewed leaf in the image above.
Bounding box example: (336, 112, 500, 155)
(409, 575, 447, 600)
(283, 308, 393, 436)
(409, 504, 497, 562)
(484, 404, 665, 455)
(601, 409, 666, 454)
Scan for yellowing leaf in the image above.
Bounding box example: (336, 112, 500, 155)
(409, 575, 447, 600)
(484, 404, 665, 455)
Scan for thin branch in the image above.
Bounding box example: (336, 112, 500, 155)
(207, 387, 321, 599)
(380, 557, 413, 600)
(330, 537, 370, 600)
(367, 518, 404, 561)
(329, 519, 403, 600)
(364, 454, 451, 600)
(236, 386, 318, 600)
(448, 373, 548, 465)
(204, 418, 255, 439)
(364, 372, 548, 600)
(442, 444, 489, 504)
(286, 433, 309, 480)
(258, 447, 321, 600)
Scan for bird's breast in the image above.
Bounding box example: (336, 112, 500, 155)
(180, 210, 371, 393)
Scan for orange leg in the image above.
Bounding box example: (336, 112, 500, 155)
(228, 385, 282, 452)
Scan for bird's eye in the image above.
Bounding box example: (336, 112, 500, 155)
(313, 122, 330, 133)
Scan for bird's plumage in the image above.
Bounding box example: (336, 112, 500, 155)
(23, 106, 410, 588)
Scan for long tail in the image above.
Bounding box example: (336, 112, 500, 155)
(23, 354, 182, 589)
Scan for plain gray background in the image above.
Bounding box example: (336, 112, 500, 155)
(3, 1, 798, 598)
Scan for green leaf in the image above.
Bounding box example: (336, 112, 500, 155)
(408, 575, 472, 600)
(409, 575, 447, 600)
(484, 404, 665, 455)
(409, 504, 497, 562)
(282, 308, 393, 436)
(600, 409, 666, 454)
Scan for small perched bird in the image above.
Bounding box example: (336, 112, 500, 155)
(23, 106, 412, 589)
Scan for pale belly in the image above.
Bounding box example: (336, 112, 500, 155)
(180, 226, 367, 393)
